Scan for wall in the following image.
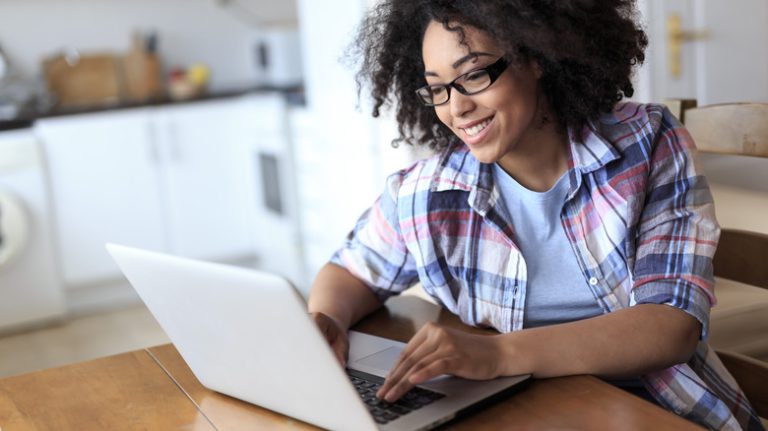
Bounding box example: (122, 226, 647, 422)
(294, 0, 420, 287)
(0, 0, 297, 92)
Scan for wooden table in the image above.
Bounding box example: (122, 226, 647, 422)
(0, 295, 703, 430)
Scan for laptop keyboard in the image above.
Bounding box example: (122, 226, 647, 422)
(346, 368, 445, 425)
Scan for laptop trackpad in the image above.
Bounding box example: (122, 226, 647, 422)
(354, 346, 402, 371)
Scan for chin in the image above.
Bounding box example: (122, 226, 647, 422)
(465, 145, 500, 165)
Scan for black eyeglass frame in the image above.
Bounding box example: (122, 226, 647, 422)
(415, 56, 510, 107)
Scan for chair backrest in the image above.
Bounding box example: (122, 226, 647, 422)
(679, 102, 768, 288)
(681, 101, 768, 423)
(684, 103, 768, 157)
(716, 349, 768, 420)
(713, 229, 768, 289)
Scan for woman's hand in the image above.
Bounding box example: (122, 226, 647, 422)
(376, 322, 506, 402)
(310, 312, 349, 367)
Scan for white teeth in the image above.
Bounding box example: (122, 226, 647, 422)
(463, 118, 492, 136)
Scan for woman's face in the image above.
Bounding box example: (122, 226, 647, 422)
(421, 20, 543, 163)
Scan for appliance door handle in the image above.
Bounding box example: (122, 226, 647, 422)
(146, 121, 161, 164)
(168, 120, 182, 162)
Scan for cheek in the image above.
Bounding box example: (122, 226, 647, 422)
(434, 107, 453, 129)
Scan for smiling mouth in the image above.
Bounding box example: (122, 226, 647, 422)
(461, 116, 494, 137)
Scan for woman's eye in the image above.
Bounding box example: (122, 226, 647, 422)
(464, 70, 486, 82)
(430, 86, 446, 96)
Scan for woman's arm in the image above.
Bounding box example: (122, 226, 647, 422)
(309, 263, 383, 328)
(498, 303, 700, 378)
(377, 303, 700, 402)
(308, 263, 383, 365)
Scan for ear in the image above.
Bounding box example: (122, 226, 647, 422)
(530, 60, 543, 79)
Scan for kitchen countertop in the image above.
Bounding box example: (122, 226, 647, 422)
(0, 84, 304, 132)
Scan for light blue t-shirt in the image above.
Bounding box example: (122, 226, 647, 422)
(492, 164, 603, 328)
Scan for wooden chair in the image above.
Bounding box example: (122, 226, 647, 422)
(713, 229, 768, 290)
(680, 102, 768, 422)
(685, 103, 768, 157)
(717, 349, 768, 420)
(711, 229, 768, 421)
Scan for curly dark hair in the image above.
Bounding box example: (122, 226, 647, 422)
(349, 0, 648, 150)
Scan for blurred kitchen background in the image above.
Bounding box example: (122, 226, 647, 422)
(1, 0, 767, 377)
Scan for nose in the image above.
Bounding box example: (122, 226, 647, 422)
(448, 89, 475, 119)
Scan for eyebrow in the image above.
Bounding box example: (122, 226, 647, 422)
(424, 52, 496, 77)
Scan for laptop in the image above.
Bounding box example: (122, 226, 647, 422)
(106, 243, 530, 431)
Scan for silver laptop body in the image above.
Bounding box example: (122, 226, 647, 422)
(106, 244, 529, 431)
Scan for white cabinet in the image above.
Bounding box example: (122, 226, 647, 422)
(36, 96, 270, 287)
(36, 110, 167, 285)
(154, 99, 259, 261)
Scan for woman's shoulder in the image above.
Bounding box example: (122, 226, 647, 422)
(598, 101, 678, 130)
(384, 146, 477, 194)
(593, 101, 686, 154)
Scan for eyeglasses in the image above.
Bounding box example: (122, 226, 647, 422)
(415, 56, 509, 106)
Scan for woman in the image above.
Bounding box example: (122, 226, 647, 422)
(308, 1, 763, 429)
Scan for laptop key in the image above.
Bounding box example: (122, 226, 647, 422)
(346, 368, 445, 422)
(390, 404, 411, 415)
(384, 411, 400, 419)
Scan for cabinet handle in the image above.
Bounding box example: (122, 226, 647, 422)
(169, 120, 182, 162)
(147, 121, 160, 163)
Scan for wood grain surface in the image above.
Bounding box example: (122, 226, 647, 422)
(148, 295, 703, 431)
(147, 343, 322, 431)
(0, 295, 705, 430)
(0, 350, 214, 431)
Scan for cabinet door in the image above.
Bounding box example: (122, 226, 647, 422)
(156, 98, 259, 261)
(36, 110, 167, 286)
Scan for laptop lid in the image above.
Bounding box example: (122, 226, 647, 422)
(106, 243, 379, 431)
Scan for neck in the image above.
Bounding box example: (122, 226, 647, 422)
(496, 120, 569, 192)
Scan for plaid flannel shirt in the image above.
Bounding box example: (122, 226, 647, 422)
(331, 102, 764, 430)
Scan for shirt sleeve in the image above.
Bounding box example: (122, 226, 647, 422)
(630, 106, 720, 340)
(330, 169, 420, 302)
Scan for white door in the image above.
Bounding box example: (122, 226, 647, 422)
(645, 0, 768, 104)
(644, 0, 768, 235)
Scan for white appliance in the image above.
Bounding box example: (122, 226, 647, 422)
(0, 129, 65, 331)
(253, 29, 303, 88)
(247, 95, 306, 291)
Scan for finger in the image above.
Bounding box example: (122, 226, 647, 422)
(311, 314, 348, 366)
(333, 337, 349, 367)
(397, 324, 432, 359)
(379, 323, 446, 393)
(311, 314, 332, 337)
(377, 336, 432, 397)
(384, 353, 452, 402)
(386, 324, 438, 374)
(408, 356, 453, 384)
(378, 337, 440, 400)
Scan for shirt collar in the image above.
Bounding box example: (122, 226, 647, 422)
(429, 112, 624, 215)
(568, 120, 622, 175)
(430, 146, 497, 216)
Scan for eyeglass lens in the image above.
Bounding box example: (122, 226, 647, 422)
(417, 69, 493, 105)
